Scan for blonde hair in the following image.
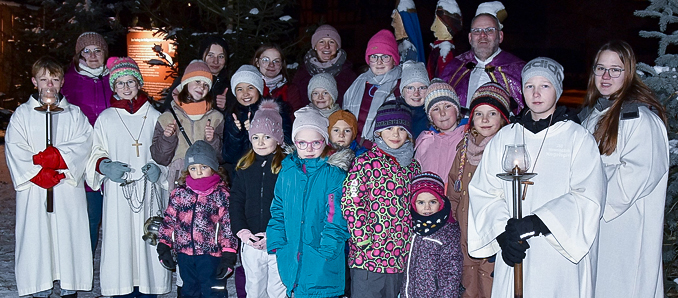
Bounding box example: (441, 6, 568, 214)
(177, 166, 229, 186)
(236, 146, 286, 174)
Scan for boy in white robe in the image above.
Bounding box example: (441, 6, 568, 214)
(6, 57, 93, 297)
(467, 57, 606, 297)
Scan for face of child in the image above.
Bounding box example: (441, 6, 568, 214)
(188, 163, 214, 179)
(203, 44, 226, 75)
(369, 54, 396, 76)
(402, 82, 427, 107)
(594, 50, 625, 98)
(314, 37, 338, 63)
(414, 192, 440, 216)
(187, 80, 209, 102)
(251, 133, 278, 156)
(523, 76, 557, 121)
(256, 48, 283, 79)
(235, 83, 260, 106)
(311, 88, 333, 110)
(378, 126, 408, 149)
(472, 105, 504, 137)
(114, 75, 139, 100)
(294, 129, 326, 159)
(330, 120, 354, 147)
(32, 69, 64, 95)
(81, 45, 105, 69)
(429, 101, 459, 133)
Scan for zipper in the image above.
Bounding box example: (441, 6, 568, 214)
(260, 159, 266, 231)
(190, 191, 198, 255)
(404, 233, 416, 298)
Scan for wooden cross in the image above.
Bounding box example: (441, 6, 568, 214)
(132, 139, 142, 157)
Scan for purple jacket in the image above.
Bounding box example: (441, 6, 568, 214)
(439, 50, 525, 114)
(61, 64, 113, 126)
(287, 60, 357, 112)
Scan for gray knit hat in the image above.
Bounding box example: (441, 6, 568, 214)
(521, 57, 564, 99)
(184, 140, 219, 171)
(292, 107, 330, 143)
(307, 73, 338, 104)
(231, 65, 264, 96)
(400, 61, 430, 93)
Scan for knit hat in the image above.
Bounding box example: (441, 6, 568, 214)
(184, 140, 219, 171)
(312, 24, 342, 49)
(293, 106, 330, 143)
(374, 101, 413, 138)
(470, 82, 511, 123)
(424, 79, 461, 120)
(307, 73, 338, 104)
(328, 110, 359, 141)
(106, 57, 143, 90)
(231, 65, 264, 96)
(475, 1, 507, 30)
(521, 57, 564, 99)
(365, 29, 400, 66)
(75, 32, 108, 57)
(400, 61, 430, 93)
(178, 60, 213, 92)
(249, 100, 284, 145)
(410, 172, 446, 211)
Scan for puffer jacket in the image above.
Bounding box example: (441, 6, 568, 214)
(158, 181, 237, 257)
(267, 149, 352, 298)
(341, 146, 421, 273)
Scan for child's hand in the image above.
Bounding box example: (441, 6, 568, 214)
(156, 242, 176, 270)
(205, 119, 214, 142)
(236, 229, 256, 246)
(232, 113, 243, 131)
(216, 88, 228, 110)
(164, 121, 177, 137)
(215, 252, 237, 279)
(252, 232, 267, 250)
(243, 112, 251, 131)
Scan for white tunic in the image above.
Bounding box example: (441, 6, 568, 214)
(6, 96, 93, 296)
(467, 120, 606, 298)
(582, 106, 668, 298)
(85, 102, 171, 295)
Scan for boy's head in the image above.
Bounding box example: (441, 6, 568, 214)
(521, 57, 564, 120)
(185, 140, 219, 179)
(410, 172, 446, 216)
(31, 56, 65, 95)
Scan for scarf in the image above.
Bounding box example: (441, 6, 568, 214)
(77, 62, 109, 79)
(304, 48, 347, 76)
(174, 98, 210, 116)
(411, 197, 451, 236)
(186, 173, 221, 193)
(344, 66, 402, 140)
(110, 92, 149, 114)
(263, 74, 287, 91)
(595, 97, 614, 111)
(309, 103, 341, 118)
(374, 136, 414, 167)
(466, 132, 492, 166)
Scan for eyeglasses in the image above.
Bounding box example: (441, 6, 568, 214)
(470, 27, 498, 35)
(115, 79, 138, 89)
(294, 139, 325, 150)
(82, 48, 103, 57)
(259, 57, 282, 67)
(368, 54, 393, 64)
(404, 85, 428, 94)
(593, 66, 625, 78)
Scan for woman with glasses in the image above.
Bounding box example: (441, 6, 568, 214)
(397, 61, 431, 138)
(579, 40, 669, 298)
(252, 44, 290, 106)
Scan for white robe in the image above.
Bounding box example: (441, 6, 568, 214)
(582, 106, 668, 298)
(85, 102, 172, 295)
(6, 95, 93, 296)
(467, 120, 606, 298)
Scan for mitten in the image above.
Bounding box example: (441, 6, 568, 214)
(252, 232, 266, 250)
(30, 168, 66, 189)
(236, 229, 256, 246)
(506, 215, 551, 241)
(156, 242, 176, 270)
(99, 159, 131, 184)
(215, 252, 237, 279)
(496, 232, 530, 267)
(32, 146, 67, 170)
(142, 163, 161, 183)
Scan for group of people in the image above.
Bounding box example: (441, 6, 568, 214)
(6, 1, 669, 298)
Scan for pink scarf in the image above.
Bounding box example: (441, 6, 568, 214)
(186, 173, 221, 193)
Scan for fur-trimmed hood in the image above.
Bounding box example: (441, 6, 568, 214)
(327, 146, 355, 172)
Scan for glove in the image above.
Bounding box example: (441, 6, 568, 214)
(156, 242, 176, 270)
(215, 252, 237, 279)
(99, 159, 131, 184)
(236, 229, 257, 246)
(496, 231, 530, 267)
(30, 168, 66, 189)
(252, 232, 266, 250)
(506, 215, 551, 241)
(142, 163, 161, 183)
(32, 146, 67, 170)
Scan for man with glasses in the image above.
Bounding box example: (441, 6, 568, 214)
(440, 2, 526, 117)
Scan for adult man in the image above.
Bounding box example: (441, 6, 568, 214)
(440, 2, 525, 114)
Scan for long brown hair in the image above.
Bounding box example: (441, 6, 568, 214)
(236, 146, 286, 174)
(583, 40, 667, 155)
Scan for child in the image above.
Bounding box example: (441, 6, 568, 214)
(157, 140, 238, 298)
(151, 60, 224, 191)
(6, 56, 93, 297)
(467, 57, 606, 297)
(229, 100, 287, 298)
(307, 73, 340, 118)
(342, 101, 421, 297)
(447, 82, 512, 298)
(328, 109, 367, 157)
(267, 107, 351, 298)
(85, 57, 171, 297)
(414, 79, 465, 185)
(401, 172, 462, 298)
(397, 61, 430, 138)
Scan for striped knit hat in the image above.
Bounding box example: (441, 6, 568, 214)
(424, 79, 460, 121)
(178, 60, 213, 92)
(76, 32, 108, 57)
(106, 57, 143, 90)
(410, 171, 446, 211)
(374, 101, 413, 138)
(470, 82, 511, 123)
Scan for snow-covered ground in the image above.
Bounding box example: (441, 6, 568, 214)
(0, 144, 237, 297)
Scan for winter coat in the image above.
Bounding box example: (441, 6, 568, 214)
(414, 125, 465, 184)
(287, 60, 357, 111)
(401, 222, 463, 298)
(229, 153, 279, 235)
(61, 64, 114, 126)
(158, 181, 238, 257)
(267, 149, 352, 298)
(342, 146, 421, 273)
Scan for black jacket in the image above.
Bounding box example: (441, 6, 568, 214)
(229, 153, 279, 235)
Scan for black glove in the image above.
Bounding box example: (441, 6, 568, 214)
(156, 243, 176, 270)
(215, 252, 237, 279)
(496, 231, 530, 267)
(506, 215, 551, 241)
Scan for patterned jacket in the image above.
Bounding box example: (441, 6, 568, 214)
(158, 181, 237, 257)
(341, 146, 421, 273)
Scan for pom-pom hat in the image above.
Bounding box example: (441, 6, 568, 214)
(107, 57, 143, 90)
(178, 60, 213, 92)
(249, 100, 284, 145)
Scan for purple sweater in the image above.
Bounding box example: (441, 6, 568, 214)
(61, 64, 113, 126)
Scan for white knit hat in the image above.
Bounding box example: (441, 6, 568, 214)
(292, 107, 330, 143)
(307, 73, 338, 104)
(231, 65, 264, 96)
(400, 61, 430, 92)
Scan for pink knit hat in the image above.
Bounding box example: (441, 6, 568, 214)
(312, 24, 342, 49)
(249, 100, 284, 145)
(365, 29, 400, 66)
